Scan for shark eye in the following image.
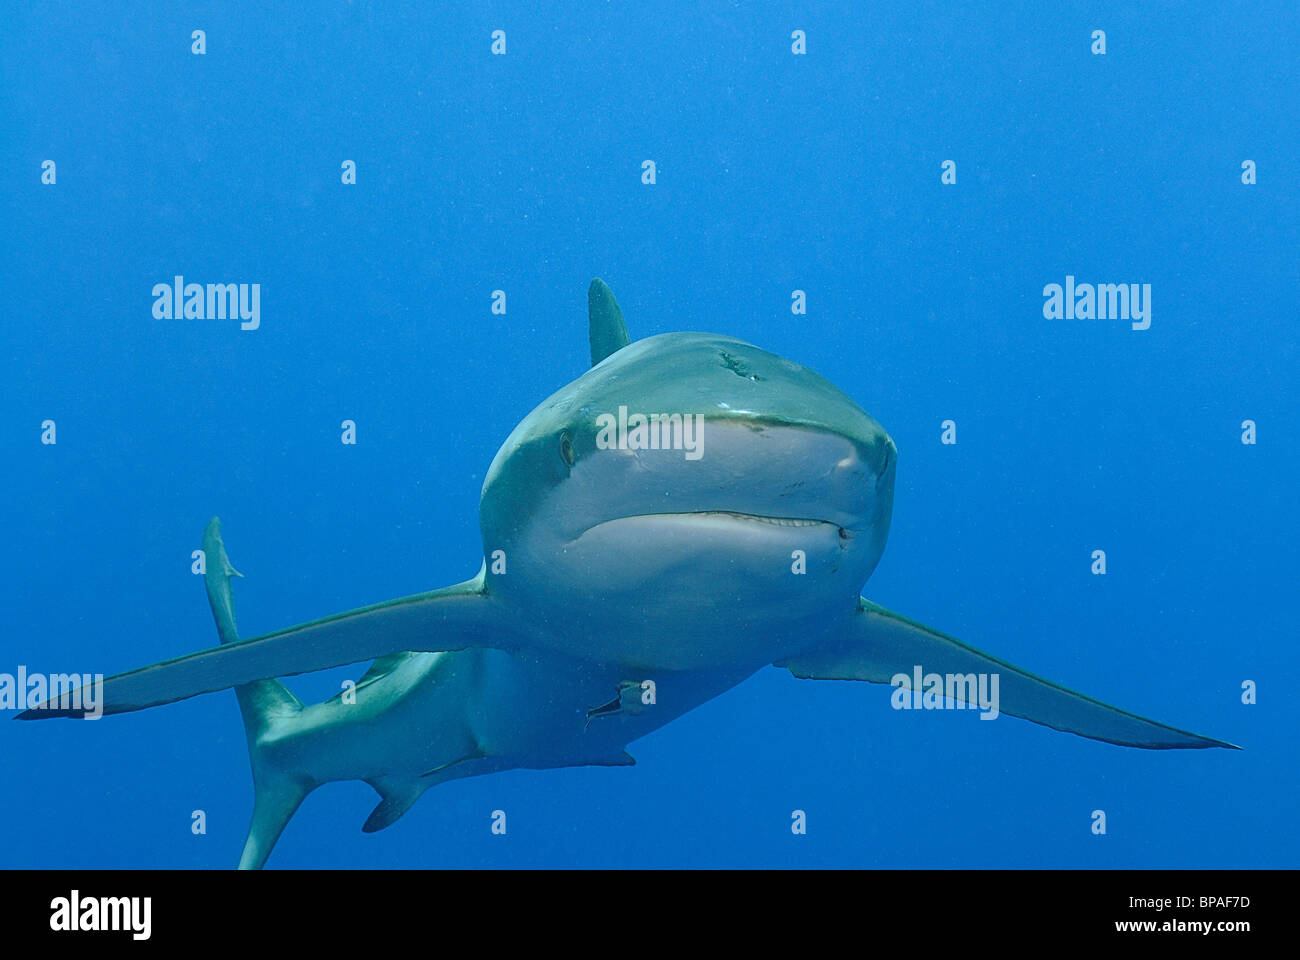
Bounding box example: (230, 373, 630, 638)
(559, 432, 575, 467)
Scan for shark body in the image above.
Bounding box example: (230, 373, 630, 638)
(21, 280, 1236, 868)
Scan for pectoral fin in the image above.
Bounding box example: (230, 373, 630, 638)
(19, 567, 511, 720)
(777, 599, 1238, 750)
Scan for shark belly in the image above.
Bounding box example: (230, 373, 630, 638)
(259, 648, 759, 795)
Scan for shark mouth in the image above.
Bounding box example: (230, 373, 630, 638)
(682, 511, 832, 529)
(584, 511, 852, 539)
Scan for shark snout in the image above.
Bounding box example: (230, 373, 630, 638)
(822, 431, 894, 529)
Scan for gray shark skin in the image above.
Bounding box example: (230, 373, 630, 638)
(20, 279, 1237, 869)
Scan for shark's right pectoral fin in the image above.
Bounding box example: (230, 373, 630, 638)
(776, 598, 1239, 750)
(18, 569, 510, 720)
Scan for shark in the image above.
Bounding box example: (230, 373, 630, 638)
(20, 279, 1237, 868)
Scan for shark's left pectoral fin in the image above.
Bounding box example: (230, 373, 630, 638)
(777, 599, 1239, 750)
(18, 569, 513, 720)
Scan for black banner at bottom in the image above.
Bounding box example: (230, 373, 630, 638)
(0, 869, 1280, 945)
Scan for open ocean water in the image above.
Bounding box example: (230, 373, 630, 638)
(1, 3, 1296, 870)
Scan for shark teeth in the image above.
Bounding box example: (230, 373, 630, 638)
(689, 511, 828, 528)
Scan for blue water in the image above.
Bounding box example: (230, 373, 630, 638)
(2, 3, 1296, 869)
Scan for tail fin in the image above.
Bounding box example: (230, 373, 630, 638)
(203, 517, 313, 869)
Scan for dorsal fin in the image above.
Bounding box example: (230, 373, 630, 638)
(588, 278, 631, 365)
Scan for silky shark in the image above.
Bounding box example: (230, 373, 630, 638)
(21, 279, 1237, 868)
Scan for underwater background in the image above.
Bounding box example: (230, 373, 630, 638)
(2, 2, 1296, 869)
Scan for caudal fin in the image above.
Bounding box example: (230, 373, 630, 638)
(203, 517, 313, 869)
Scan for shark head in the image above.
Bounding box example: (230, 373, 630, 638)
(479, 303, 897, 669)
